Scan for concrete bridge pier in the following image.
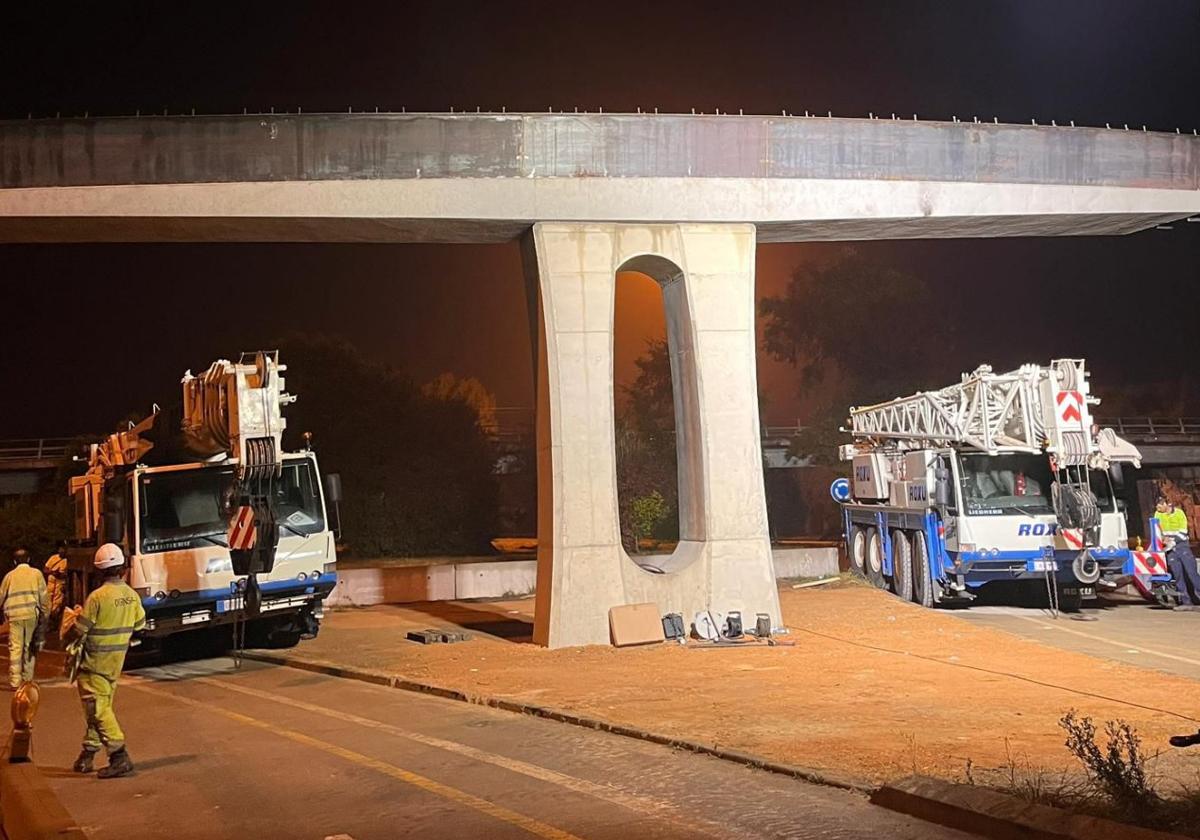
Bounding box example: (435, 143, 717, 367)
(524, 222, 781, 648)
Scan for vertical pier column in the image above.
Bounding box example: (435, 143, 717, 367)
(524, 223, 779, 648)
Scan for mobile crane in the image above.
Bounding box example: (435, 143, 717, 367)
(836, 359, 1170, 611)
(65, 352, 339, 648)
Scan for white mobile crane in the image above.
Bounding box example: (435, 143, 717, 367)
(66, 352, 340, 648)
(835, 359, 1169, 611)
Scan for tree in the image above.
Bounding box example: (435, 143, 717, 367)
(276, 335, 498, 557)
(623, 339, 675, 433)
(787, 407, 851, 466)
(628, 491, 668, 553)
(0, 494, 73, 566)
(422, 373, 497, 432)
(616, 338, 679, 553)
(760, 249, 953, 462)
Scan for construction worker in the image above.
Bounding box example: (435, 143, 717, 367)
(68, 543, 145, 778)
(44, 540, 69, 630)
(1155, 496, 1200, 610)
(0, 548, 48, 689)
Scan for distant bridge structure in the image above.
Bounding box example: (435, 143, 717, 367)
(1101, 418, 1200, 466)
(0, 438, 72, 497)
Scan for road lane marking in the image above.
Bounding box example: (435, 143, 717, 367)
(127, 679, 582, 840)
(148, 668, 727, 839)
(1011, 615, 1200, 669)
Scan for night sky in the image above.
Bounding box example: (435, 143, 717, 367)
(2, 1, 1198, 438)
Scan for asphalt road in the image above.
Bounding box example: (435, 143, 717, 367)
(953, 600, 1200, 681)
(28, 658, 970, 840)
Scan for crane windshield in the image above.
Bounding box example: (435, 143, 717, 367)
(139, 459, 325, 554)
(957, 453, 1114, 517)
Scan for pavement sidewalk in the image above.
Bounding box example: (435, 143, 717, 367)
(262, 581, 1200, 788)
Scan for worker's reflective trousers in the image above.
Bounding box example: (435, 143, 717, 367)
(1168, 542, 1200, 606)
(46, 578, 65, 623)
(7, 618, 37, 688)
(77, 672, 124, 754)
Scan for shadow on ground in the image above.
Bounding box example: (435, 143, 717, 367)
(396, 601, 535, 644)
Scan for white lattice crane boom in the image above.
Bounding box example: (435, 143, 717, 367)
(842, 359, 1142, 469)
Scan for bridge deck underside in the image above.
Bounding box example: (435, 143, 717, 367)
(0, 211, 1186, 243)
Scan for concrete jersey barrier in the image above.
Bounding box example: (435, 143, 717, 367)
(326, 547, 838, 608)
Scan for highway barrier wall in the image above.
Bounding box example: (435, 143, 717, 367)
(325, 547, 838, 608)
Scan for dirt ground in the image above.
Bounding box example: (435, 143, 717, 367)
(278, 579, 1200, 788)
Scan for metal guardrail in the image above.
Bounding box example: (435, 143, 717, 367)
(0, 438, 72, 463)
(483, 421, 808, 449)
(1098, 418, 1200, 440)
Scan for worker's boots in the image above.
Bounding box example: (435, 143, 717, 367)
(1171, 730, 1200, 748)
(97, 748, 134, 779)
(72, 749, 96, 773)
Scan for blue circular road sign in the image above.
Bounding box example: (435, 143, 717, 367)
(830, 477, 851, 503)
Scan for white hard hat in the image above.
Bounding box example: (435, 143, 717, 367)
(94, 543, 125, 570)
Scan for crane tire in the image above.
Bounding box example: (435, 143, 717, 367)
(911, 529, 935, 608)
(849, 525, 868, 578)
(1058, 590, 1083, 613)
(866, 528, 887, 589)
(891, 530, 914, 602)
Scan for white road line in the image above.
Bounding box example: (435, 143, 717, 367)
(1011, 615, 1200, 669)
(130, 666, 730, 839)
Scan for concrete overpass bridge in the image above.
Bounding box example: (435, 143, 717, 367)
(3, 113, 1198, 646)
(0, 437, 70, 497)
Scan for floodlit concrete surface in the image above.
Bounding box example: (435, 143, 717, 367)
(526, 223, 780, 647)
(265, 586, 1200, 786)
(953, 601, 1200, 682)
(1, 113, 1197, 242)
(27, 659, 969, 840)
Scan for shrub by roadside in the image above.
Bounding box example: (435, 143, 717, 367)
(965, 711, 1200, 838)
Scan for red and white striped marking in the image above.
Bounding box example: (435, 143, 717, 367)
(1055, 390, 1084, 425)
(227, 505, 257, 551)
(1132, 550, 1167, 577)
(1061, 528, 1085, 550)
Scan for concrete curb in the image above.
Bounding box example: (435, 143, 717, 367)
(241, 651, 868, 793)
(0, 746, 88, 840)
(871, 775, 1188, 840)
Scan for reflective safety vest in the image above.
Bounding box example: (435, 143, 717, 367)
(73, 580, 146, 680)
(0, 563, 47, 622)
(44, 553, 67, 581)
(1156, 508, 1190, 541)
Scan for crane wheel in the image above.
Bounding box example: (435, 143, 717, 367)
(911, 530, 935, 608)
(866, 528, 887, 589)
(891, 530, 914, 602)
(849, 526, 868, 578)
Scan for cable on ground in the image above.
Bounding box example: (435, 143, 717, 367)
(789, 624, 1200, 724)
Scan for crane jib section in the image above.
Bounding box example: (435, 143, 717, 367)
(845, 359, 1139, 470)
(850, 365, 1048, 454)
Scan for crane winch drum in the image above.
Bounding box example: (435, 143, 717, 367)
(181, 351, 296, 580)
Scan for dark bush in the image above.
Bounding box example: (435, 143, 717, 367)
(0, 493, 73, 568)
(277, 335, 498, 557)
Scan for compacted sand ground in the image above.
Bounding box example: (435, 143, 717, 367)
(279, 580, 1200, 787)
